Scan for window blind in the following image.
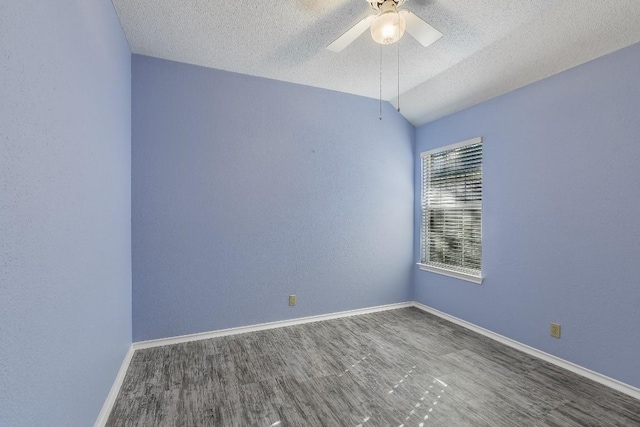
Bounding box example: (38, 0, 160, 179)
(421, 138, 482, 278)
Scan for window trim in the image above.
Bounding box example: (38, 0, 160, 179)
(420, 137, 482, 158)
(416, 262, 483, 284)
(419, 137, 484, 285)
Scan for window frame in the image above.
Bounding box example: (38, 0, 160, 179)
(417, 137, 484, 284)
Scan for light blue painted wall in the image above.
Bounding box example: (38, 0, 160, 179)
(413, 42, 640, 388)
(132, 55, 414, 341)
(0, 1, 131, 425)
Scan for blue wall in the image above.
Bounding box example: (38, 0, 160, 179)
(0, 1, 131, 425)
(4, 4, 636, 420)
(413, 42, 640, 388)
(132, 55, 414, 341)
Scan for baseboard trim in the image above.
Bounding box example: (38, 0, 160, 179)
(96, 300, 639, 425)
(94, 345, 135, 427)
(411, 301, 640, 401)
(132, 302, 413, 350)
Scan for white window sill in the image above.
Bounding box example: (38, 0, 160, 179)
(417, 263, 483, 284)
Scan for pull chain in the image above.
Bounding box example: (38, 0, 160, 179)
(397, 41, 400, 112)
(379, 45, 383, 120)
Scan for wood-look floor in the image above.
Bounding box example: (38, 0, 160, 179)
(107, 308, 640, 426)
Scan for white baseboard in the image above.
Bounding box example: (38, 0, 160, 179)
(94, 345, 135, 427)
(132, 302, 413, 350)
(96, 300, 639, 425)
(411, 301, 640, 401)
(95, 302, 411, 424)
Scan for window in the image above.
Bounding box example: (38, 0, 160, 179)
(419, 137, 483, 283)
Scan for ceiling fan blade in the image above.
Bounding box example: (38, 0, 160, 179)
(326, 15, 376, 52)
(400, 10, 442, 47)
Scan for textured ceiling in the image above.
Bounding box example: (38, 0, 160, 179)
(112, 0, 640, 126)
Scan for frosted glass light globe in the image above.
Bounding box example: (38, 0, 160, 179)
(370, 7, 406, 45)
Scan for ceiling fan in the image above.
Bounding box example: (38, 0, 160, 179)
(327, 0, 442, 52)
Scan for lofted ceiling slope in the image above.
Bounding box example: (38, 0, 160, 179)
(112, 0, 640, 126)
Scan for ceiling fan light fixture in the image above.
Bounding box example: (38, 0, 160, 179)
(370, 1, 406, 45)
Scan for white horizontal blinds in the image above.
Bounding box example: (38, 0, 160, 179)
(421, 140, 482, 276)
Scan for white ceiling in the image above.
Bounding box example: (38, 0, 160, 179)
(112, 0, 640, 127)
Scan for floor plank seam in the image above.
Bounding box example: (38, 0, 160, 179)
(100, 304, 640, 426)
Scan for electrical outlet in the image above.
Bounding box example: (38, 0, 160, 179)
(550, 322, 561, 339)
(289, 295, 296, 306)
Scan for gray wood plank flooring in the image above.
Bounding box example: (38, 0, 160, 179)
(107, 308, 640, 426)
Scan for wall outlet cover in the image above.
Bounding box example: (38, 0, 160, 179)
(550, 322, 561, 339)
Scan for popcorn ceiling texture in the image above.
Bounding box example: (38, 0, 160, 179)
(112, 0, 640, 126)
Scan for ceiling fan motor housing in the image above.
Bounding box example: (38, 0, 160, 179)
(367, 0, 405, 11)
(327, 0, 440, 52)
